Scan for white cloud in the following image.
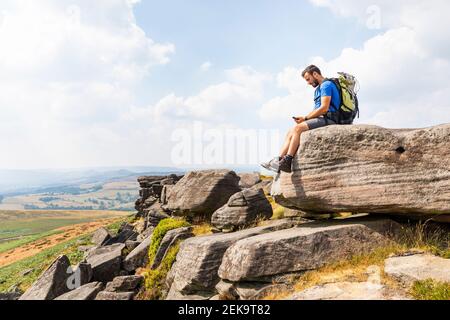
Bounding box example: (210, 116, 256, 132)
(151, 66, 272, 123)
(200, 61, 213, 71)
(261, 0, 450, 128)
(0, 0, 175, 169)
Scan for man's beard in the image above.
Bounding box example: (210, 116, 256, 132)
(312, 80, 320, 88)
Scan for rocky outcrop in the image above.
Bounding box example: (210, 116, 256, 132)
(54, 282, 104, 300)
(211, 189, 273, 231)
(95, 291, 135, 300)
(238, 173, 261, 189)
(19, 255, 72, 300)
(215, 280, 289, 300)
(218, 218, 398, 282)
(91, 228, 112, 246)
(85, 244, 125, 282)
(271, 124, 450, 218)
(104, 275, 143, 292)
(164, 170, 242, 219)
(104, 223, 138, 245)
(385, 254, 450, 285)
(288, 281, 410, 300)
(123, 234, 153, 272)
(166, 219, 298, 299)
(135, 174, 184, 217)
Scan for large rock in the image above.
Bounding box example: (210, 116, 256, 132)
(138, 176, 167, 188)
(91, 228, 112, 246)
(104, 229, 138, 245)
(271, 124, 450, 217)
(215, 280, 287, 300)
(151, 227, 194, 270)
(211, 188, 273, 231)
(164, 170, 242, 218)
(0, 292, 22, 301)
(104, 223, 138, 245)
(85, 244, 125, 282)
(287, 281, 410, 300)
(238, 173, 261, 189)
(167, 219, 298, 297)
(95, 291, 135, 300)
(218, 218, 399, 282)
(19, 255, 71, 300)
(54, 282, 104, 300)
(68, 263, 93, 287)
(144, 205, 170, 228)
(105, 275, 144, 292)
(385, 254, 450, 285)
(122, 235, 152, 272)
(137, 226, 155, 242)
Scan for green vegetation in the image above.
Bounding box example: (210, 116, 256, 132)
(411, 279, 450, 300)
(39, 197, 60, 203)
(138, 218, 191, 300)
(147, 218, 191, 267)
(0, 234, 92, 292)
(0, 230, 63, 254)
(143, 241, 181, 300)
(0, 210, 130, 244)
(0, 218, 95, 241)
(0, 179, 139, 212)
(0, 217, 130, 293)
(397, 221, 450, 259)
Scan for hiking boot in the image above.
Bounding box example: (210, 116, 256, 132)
(278, 156, 293, 173)
(260, 157, 282, 173)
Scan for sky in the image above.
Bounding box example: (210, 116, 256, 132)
(0, 0, 449, 170)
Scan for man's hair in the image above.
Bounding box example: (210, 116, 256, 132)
(301, 65, 322, 77)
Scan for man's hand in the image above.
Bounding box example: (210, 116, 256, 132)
(293, 116, 306, 124)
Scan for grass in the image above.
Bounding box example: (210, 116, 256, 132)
(0, 230, 63, 254)
(0, 218, 95, 241)
(147, 218, 191, 267)
(0, 216, 131, 293)
(0, 210, 130, 242)
(410, 279, 450, 300)
(139, 217, 193, 300)
(0, 234, 92, 292)
(192, 223, 213, 236)
(141, 241, 181, 300)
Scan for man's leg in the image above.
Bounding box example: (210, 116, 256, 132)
(278, 122, 310, 173)
(261, 127, 298, 172)
(287, 122, 310, 157)
(279, 127, 296, 158)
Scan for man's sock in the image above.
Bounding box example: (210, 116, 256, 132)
(284, 155, 294, 161)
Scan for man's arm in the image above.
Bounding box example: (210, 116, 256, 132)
(304, 96, 331, 120)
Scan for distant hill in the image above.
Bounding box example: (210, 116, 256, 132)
(0, 166, 185, 196)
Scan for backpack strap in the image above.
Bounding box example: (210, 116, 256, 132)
(321, 78, 342, 114)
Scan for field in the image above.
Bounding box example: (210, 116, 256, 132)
(0, 179, 139, 211)
(0, 217, 130, 292)
(0, 210, 131, 266)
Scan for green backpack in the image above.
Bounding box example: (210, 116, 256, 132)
(324, 72, 360, 125)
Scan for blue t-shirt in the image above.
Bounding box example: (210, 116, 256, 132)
(314, 80, 341, 113)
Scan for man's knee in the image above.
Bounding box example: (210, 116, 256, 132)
(294, 123, 309, 134)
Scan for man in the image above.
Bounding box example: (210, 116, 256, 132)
(261, 65, 341, 173)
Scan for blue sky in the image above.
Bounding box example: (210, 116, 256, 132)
(0, 0, 449, 170)
(133, 0, 378, 104)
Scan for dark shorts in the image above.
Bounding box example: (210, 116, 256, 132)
(305, 116, 336, 130)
